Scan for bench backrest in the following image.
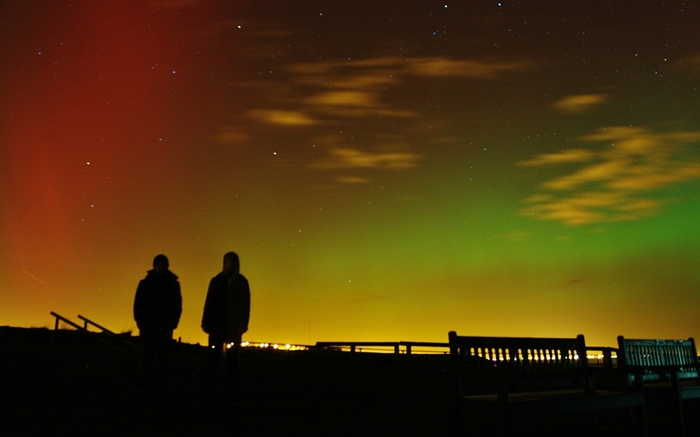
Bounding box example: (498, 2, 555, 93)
(449, 331, 591, 395)
(617, 336, 699, 381)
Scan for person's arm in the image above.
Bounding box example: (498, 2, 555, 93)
(241, 277, 251, 334)
(172, 281, 183, 329)
(133, 280, 146, 329)
(201, 278, 216, 334)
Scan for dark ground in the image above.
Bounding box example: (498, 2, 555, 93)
(1, 327, 698, 436)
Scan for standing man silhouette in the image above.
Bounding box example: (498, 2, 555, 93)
(201, 251, 251, 401)
(133, 254, 182, 393)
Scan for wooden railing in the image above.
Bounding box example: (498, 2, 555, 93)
(315, 340, 449, 355)
(77, 315, 115, 334)
(50, 311, 85, 331)
(49, 311, 137, 349)
(400, 341, 449, 355)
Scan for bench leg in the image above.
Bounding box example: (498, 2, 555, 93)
(671, 373, 687, 437)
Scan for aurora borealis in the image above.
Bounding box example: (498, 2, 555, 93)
(2, 1, 699, 347)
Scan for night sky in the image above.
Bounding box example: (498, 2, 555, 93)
(2, 1, 699, 347)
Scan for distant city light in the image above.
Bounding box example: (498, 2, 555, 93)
(221, 341, 308, 351)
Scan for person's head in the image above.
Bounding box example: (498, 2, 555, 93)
(223, 251, 239, 275)
(153, 254, 169, 274)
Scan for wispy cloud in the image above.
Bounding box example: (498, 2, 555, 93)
(335, 176, 373, 184)
(519, 126, 700, 225)
(289, 56, 534, 81)
(206, 126, 251, 144)
(519, 149, 595, 167)
(311, 147, 422, 170)
(304, 90, 419, 118)
(213, 53, 539, 183)
(281, 56, 534, 171)
(406, 57, 534, 78)
(248, 109, 318, 126)
(552, 94, 608, 114)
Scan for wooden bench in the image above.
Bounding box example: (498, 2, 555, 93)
(449, 331, 647, 435)
(617, 336, 700, 435)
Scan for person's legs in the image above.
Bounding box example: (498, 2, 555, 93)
(224, 342, 241, 398)
(202, 335, 222, 399)
(138, 329, 157, 392)
(155, 328, 173, 391)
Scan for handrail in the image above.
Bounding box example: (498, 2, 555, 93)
(77, 315, 115, 335)
(399, 341, 449, 355)
(316, 341, 401, 354)
(49, 312, 137, 349)
(49, 311, 85, 331)
(315, 340, 450, 355)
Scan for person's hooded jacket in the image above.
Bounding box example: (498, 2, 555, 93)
(201, 269, 250, 343)
(134, 269, 182, 331)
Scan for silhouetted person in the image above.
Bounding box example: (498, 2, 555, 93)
(201, 251, 251, 401)
(133, 254, 182, 393)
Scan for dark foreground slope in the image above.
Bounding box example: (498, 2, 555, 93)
(1, 327, 699, 436)
(0, 328, 453, 436)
